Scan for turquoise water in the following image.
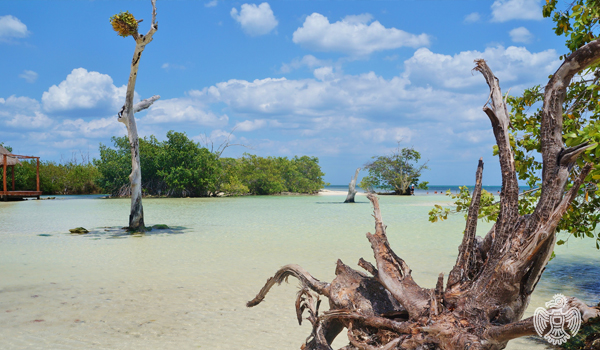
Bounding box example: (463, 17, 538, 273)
(0, 194, 597, 349)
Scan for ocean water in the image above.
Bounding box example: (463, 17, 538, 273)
(0, 194, 597, 349)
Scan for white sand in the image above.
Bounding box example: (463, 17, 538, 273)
(318, 189, 367, 196)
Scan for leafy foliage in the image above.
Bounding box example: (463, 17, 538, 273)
(95, 131, 327, 197)
(359, 144, 428, 195)
(431, 1, 600, 248)
(110, 11, 138, 37)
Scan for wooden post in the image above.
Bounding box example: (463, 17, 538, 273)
(11, 165, 15, 191)
(2, 154, 6, 199)
(36, 157, 40, 193)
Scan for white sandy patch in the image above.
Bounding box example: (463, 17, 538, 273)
(318, 189, 368, 196)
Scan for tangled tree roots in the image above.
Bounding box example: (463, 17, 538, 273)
(247, 55, 600, 350)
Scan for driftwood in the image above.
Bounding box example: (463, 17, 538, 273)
(116, 0, 160, 231)
(344, 168, 360, 203)
(247, 39, 600, 349)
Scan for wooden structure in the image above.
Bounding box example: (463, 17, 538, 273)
(0, 146, 41, 201)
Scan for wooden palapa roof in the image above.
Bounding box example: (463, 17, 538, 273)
(0, 145, 20, 166)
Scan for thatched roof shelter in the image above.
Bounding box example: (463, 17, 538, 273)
(1, 146, 41, 200)
(0, 145, 20, 166)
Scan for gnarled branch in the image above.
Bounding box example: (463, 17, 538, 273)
(447, 158, 484, 288)
(247, 264, 330, 307)
(365, 193, 430, 320)
(474, 60, 520, 247)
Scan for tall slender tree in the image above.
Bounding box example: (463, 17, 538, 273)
(110, 1, 160, 231)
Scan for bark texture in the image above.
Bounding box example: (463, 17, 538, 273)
(344, 168, 361, 203)
(248, 39, 600, 349)
(116, 0, 159, 231)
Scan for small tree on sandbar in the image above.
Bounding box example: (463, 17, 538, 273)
(110, 1, 160, 231)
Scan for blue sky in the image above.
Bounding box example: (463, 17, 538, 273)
(0, 0, 567, 185)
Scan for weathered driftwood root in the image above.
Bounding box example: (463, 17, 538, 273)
(248, 44, 600, 349)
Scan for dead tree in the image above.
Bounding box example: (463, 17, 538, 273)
(344, 168, 360, 203)
(247, 43, 600, 349)
(112, 0, 160, 231)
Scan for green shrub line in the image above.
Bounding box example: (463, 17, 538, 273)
(1, 131, 327, 197)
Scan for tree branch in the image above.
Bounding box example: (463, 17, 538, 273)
(322, 309, 414, 334)
(536, 38, 600, 225)
(484, 296, 600, 343)
(484, 317, 537, 343)
(474, 60, 519, 224)
(133, 95, 160, 113)
(365, 193, 431, 319)
(247, 264, 330, 307)
(447, 158, 484, 288)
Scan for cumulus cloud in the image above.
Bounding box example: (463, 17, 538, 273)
(143, 97, 229, 127)
(56, 117, 126, 139)
(0, 15, 29, 41)
(292, 13, 430, 56)
(230, 3, 278, 36)
(403, 45, 559, 89)
(464, 12, 481, 23)
(313, 66, 335, 81)
(509, 27, 534, 43)
(191, 70, 480, 128)
(41, 68, 129, 115)
(19, 70, 38, 83)
(491, 0, 542, 22)
(0, 95, 53, 129)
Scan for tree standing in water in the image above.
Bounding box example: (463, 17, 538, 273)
(110, 0, 160, 231)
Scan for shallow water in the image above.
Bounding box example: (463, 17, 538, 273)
(0, 194, 598, 349)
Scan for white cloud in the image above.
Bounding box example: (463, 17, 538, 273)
(280, 55, 331, 73)
(383, 54, 399, 61)
(161, 63, 186, 71)
(464, 12, 481, 23)
(403, 45, 559, 89)
(0, 95, 53, 129)
(230, 3, 278, 36)
(192, 71, 479, 128)
(235, 119, 268, 131)
(19, 70, 38, 83)
(292, 13, 430, 56)
(6, 111, 52, 129)
(509, 26, 534, 43)
(56, 117, 125, 139)
(313, 67, 335, 81)
(143, 97, 229, 127)
(491, 0, 542, 22)
(41, 68, 129, 115)
(0, 15, 29, 41)
(360, 127, 412, 143)
(205, 0, 219, 8)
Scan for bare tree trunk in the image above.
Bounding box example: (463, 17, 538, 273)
(247, 39, 600, 349)
(344, 168, 360, 203)
(115, 0, 159, 231)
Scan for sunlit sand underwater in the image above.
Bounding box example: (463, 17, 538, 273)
(0, 194, 598, 349)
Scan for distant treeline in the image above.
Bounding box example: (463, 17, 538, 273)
(1, 132, 327, 197)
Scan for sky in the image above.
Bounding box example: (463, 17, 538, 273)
(0, 0, 569, 185)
